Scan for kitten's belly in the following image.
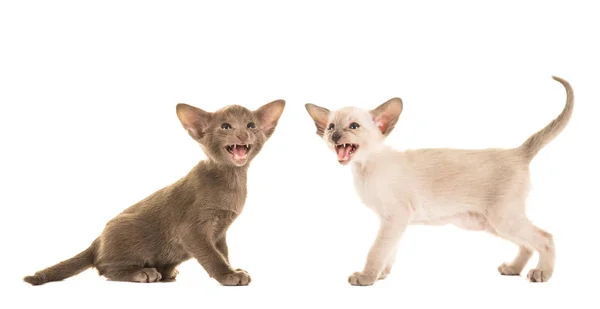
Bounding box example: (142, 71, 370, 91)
(410, 208, 490, 231)
(352, 165, 490, 231)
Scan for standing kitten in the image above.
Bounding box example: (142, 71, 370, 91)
(305, 76, 573, 285)
(24, 100, 285, 286)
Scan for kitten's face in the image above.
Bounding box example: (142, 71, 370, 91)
(305, 98, 402, 165)
(177, 100, 285, 167)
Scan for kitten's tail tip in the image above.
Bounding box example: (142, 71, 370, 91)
(23, 275, 44, 286)
(551, 75, 568, 83)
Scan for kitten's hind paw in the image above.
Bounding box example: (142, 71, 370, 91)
(527, 268, 552, 282)
(161, 268, 179, 282)
(348, 271, 377, 286)
(498, 263, 522, 276)
(132, 268, 162, 283)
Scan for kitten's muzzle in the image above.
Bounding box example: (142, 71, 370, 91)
(331, 132, 342, 143)
(236, 132, 250, 144)
(335, 143, 359, 165)
(225, 144, 252, 162)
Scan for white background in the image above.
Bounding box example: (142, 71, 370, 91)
(1, 1, 599, 308)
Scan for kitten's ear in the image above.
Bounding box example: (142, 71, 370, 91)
(255, 99, 286, 138)
(304, 103, 330, 137)
(370, 97, 403, 136)
(176, 103, 212, 140)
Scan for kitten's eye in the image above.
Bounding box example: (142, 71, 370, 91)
(327, 123, 335, 130)
(247, 122, 256, 129)
(349, 122, 360, 129)
(221, 123, 232, 130)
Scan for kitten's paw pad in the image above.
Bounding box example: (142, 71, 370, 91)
(498, 263, 522, 276)
(348, 272, 377, 286)
(220, 271, 251, 286)
(133, 268, 162, 283)
(527, 269, 552, 282)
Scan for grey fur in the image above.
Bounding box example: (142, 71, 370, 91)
(24, 100, 285, 286)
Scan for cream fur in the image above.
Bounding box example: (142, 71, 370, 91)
(305, 76, 574, 285)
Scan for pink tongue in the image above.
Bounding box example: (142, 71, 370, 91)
(336, 145, 352, 161)
(233, 146, 247, 159)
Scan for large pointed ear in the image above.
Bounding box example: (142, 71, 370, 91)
(176, 103, 212, 140)
(255, 99, 286, 138)
(304, 103, 330, 137)
(370, 97, 403, 136)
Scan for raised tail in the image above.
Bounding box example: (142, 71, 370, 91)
(23, 238, 98, 286)
(519, 76, 574, 161)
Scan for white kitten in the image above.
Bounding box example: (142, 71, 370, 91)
(305, 76, 573, 285)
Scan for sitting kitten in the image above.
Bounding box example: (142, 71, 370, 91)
(305, 76, 573, 286)
(24, 100, 285, 286)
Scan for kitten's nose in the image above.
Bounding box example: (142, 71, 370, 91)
(331, 132, 341, 143)
(237, 131, 249, 143)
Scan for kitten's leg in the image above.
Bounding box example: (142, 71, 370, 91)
(378, 245, 398, 280)
(488, 214, 555, 282)
(487, 228, 534, 275)
(103, 267, 162, 283)
(349, 212, 409, 286)
(497, 245, 533, 276)
(183, 234, 251, 286)
(215, 235, 229, 262)
(216, 234, 248, 274)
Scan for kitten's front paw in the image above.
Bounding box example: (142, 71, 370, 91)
(348, 271, 377, 286)
(235, 268, 249, 274)
(527, 268, 552, 283)
(219, 270, 252, 286)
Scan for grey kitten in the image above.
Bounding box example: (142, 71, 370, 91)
(24, 100, 286, 286)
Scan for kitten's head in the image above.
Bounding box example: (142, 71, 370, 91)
(305, 98, 402, 165)
(176, 100, 285, 167)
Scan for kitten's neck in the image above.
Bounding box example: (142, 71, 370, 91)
(189, 158, 249, 189)
(351, 144, 396, 175)
(204, 159, 250, 174)
(353, 143, 393, 165)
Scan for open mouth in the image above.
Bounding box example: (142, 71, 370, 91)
(335, 143, 358, 164)
(225, 144, 252, 161)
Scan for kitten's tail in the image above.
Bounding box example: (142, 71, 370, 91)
(519, 76, 574, 161)
(23, 238, 98, 286)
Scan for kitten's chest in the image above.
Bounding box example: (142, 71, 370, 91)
(352, 164, 386, 208)
(193, 173, 248, 213)
(213, 182, 247, 212)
